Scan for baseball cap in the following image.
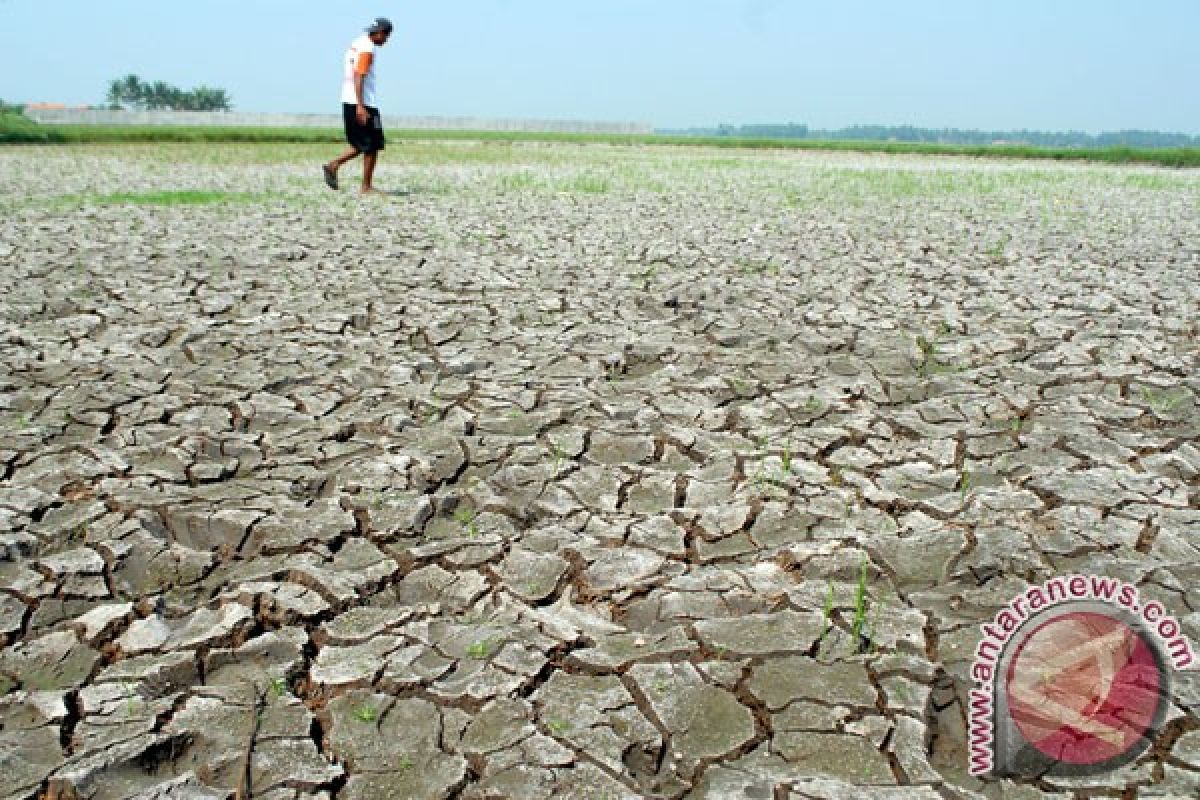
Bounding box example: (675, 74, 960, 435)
(367, 17, 394, 35)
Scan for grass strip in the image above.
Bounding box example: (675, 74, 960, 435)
(3, 116, 1198, 167)
(52, 190, 276, 207)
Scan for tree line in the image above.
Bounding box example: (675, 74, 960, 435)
(664, 123, 1200, 149)
(105, 74, 232, 112)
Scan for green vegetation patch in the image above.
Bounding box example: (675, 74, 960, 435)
(3, 117, 1198, 168)
(64, 190, 271, 207)
(0, 112, 50, 142)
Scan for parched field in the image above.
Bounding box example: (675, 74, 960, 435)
(0, 142, 1198, 800)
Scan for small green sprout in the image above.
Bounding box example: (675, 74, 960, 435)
(549, 442, 567, 474)
(851, 558, 870, 651)
(821, 581, 836, 642)
(1140, 386, 1188, 415)
(352, 703, 379, 723)
(984, 234, 1011, 259)
(121, 680, 140, 715)
(915, 334, 939, 377)
(454, 507, 480, 538)
(466, 638, 495, 659)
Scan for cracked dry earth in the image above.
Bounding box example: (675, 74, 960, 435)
(0, 142, 1198, 800)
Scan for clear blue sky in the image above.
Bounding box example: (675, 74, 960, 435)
(2, 0, 1197, 133)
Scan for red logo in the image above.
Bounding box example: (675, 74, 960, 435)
(1004, 611, 1163, 767)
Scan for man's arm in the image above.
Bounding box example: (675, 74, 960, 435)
(354, 51, 373, 124)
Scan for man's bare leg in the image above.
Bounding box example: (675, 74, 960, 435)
(326, 147, 360, 176)
(361, 151, 379, 193)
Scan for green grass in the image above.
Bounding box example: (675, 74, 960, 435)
(453, 507, 481, 538)
(466, 638, 496, 659)
(563, 174, 610, 193)
(3, 115, 1198, 167)
(351, 703, 379, 723)
(851, 559, 871, 650)
(54, 190, 273, 207)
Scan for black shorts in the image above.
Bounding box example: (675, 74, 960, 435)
(342, 103, 385, 154)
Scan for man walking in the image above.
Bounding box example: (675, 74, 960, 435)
(323, 17, 393, 194)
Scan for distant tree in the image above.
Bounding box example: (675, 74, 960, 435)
(103, 81, 121, 110)
(183, 86, 232, 111)
(143, 81, 176, 110)
(104, 74, 232, 112)
(106, 74, 147, 109)
(0, 98, 25, 115)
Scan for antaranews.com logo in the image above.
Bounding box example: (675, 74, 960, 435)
(968, 574, 1196, 779)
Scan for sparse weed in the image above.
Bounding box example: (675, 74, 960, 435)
(915, 334, 938, 377)
(1140, 386, 1189, 415)
(565, 174, 610, 194)
(499, 171, 540, 192)
(466, 638, 496, 659)
(268, 676, 288, 698)
(737, 259, 780, 277)
(454, 507, 481, 538)
(351, 703, 379, 723)
(68, 190, 270, 207)
(851, 558, 870, 651)
(984, 233, 1011, 259)
(728, 375, 751, 395)
(638, 264, 659, 288)
(547, 718, 571, 734)
(820, 581, 835, 642)
(829, 466, 844, 487)
(915, 329, 962, 377)
(121, 680, 140, 715)
(548, 442, 567, 474)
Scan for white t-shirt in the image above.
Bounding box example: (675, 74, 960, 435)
(341, 34, 379, 107)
